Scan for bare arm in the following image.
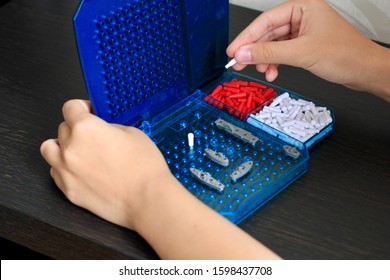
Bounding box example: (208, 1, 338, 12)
(226, 0, 390, 102)
(135, 173, 280, 259)
(40, 100, 281, 259)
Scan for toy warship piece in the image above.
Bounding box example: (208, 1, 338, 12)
(190, 168, 225, 192)
(215, 118, 259, 146)
(230, 161, 253, 182)
(204, 148, 229, 167)
(283, 145, 301, 159)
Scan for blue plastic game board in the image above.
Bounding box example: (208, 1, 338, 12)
(73, 0, 333, 223)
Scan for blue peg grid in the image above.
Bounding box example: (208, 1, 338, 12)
(149, 92, 309, 224)
(74, 0, 228, 125)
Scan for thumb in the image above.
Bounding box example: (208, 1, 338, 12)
(234, 38, 310, 68)
(62, 99, 93, 127)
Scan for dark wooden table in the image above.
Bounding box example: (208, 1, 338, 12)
(0, 0, 389, 259)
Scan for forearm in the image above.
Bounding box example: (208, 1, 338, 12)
(133, 174, 281, 260)
(351, 43, 390, 102)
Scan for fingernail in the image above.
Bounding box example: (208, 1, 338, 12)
(78, 100, 90, 112)
(235, 47, 252, 63)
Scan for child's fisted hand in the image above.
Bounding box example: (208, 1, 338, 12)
(40, 99, 171, 230)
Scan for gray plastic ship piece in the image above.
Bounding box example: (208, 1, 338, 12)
(190, 168, 225, 192)
(215, 119, 259, 146)
(230, 161, 253, 181)
(283, 145, 301, 159)
(204, 148, 229, 167)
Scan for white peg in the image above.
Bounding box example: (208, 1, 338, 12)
(188, 133, 194, 149)
(225, 58, 237, 69)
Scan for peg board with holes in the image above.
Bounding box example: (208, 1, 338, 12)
(148, 92, 309, 223)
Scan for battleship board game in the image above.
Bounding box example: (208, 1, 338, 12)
(73, 0, 333, 223)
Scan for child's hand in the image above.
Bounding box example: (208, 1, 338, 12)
(226, 0, 383, 92)
(40, 100, 172, 230)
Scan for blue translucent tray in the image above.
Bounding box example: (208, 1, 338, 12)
(73, 0, 332, 223)
(201, 72, 334, 148)
(148, 91, 309, 223)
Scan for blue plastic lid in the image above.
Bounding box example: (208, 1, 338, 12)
(74, 0, 229, 125)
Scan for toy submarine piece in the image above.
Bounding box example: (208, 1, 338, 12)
(230, 161, 253, 182)
(215, 118, 259, 146)
(283, 145, 301, 159)
(190, 168, 225, 192)
(204, 148, 229, 167)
